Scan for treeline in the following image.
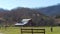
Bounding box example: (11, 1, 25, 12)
(0, 7, 55, 26)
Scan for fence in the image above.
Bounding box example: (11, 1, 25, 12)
(21, 28, 45, 34)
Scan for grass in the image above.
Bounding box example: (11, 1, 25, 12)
(0, 26, 60, 34)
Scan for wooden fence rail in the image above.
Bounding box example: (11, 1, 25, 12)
(21, 28, 45, 34)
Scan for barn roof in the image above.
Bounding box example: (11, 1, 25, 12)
(15, 19, 31, 25)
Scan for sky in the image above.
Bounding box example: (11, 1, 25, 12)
(0, 0, 60, 10)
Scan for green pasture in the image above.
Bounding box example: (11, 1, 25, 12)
(0, 26, 60, 34)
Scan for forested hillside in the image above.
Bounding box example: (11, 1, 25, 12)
(0, 7, 56, 26)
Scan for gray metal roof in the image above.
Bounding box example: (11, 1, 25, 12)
(15, 19, 31, 25)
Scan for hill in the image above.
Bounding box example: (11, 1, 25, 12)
(0, 7, 56, 26)
(37, 4, 60, 16)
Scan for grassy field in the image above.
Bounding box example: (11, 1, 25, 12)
(0, 26, 60, 34)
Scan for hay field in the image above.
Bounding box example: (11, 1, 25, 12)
(0, 27, 60, 34)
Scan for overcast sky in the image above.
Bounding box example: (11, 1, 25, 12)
(0, 0, 60, 10)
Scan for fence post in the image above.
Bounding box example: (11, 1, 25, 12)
(21, 28, 22, 34)
(44, 29, 45, 34)
(32, 29, 33, 34)
(51, 27, 53, 32)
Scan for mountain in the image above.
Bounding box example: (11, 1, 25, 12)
(37, 4, 60, 16)
(0, 7, 56, 26)
(0, 7, 46, 22)
(0, 4, 60, 16)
